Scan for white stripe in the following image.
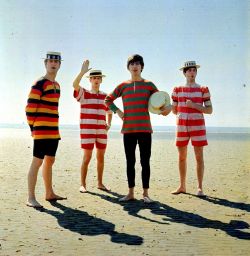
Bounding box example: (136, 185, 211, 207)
(178, 92, 202, 98)
(83, 98, 106, 104)
(80, 119, 106, 125)
(81, 138, 95, 144)
(176, 137, 189, 141)
(96, 138, 107, 144)
(81, 138, 107, 145)
(177, 113, 204, 120)
(177, 125, 206, 132)
(80, 108, 106, 115)
(191, 135, 207, 141)
(80, 129, 107, 134)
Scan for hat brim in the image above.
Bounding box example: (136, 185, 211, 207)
(148, 91, 171, 114)
(179, 65, 200, 71)
(86, 75, 106, 78)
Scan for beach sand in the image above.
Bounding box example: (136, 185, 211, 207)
(0, 128, 249, 255)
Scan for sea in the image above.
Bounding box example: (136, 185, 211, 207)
(0, 123, 249, 141)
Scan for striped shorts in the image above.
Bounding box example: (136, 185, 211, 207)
(176, 114, 208, 147)
(80, 128, 107, 150)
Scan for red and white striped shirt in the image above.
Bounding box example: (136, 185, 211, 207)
(172, 84, 211, 146)
(74, 86, 111, 149)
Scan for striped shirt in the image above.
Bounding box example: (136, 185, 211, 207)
(74, 87, 111, 149)
(105, 79, 158, 134)
(172, 84, 211, 146)
(25, 78, 60, 140)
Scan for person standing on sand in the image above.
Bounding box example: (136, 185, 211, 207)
(25, 51, 66, 208)
(105, 54, 171, 203)
(73, 60, 113, 193)
(171, 61, 213, 196)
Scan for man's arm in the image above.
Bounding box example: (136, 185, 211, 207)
(106, 112, 113, 130)
(25, 81, 43, 131)
(105, 85, 124, 120)
(73, 60, 91, 91)
(186, 100, 213, 114)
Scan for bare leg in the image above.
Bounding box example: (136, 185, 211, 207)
(43, 156, 66, 200)
(96, 148, 110, 190)
(27, 157, 43, 207)
(194, 146, 205, 195)
(80, 149, 92, 192)
(172, 146, 187, 194)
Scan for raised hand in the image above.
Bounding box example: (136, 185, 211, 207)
(81, 60, 92, 74)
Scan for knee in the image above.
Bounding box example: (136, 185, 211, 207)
(44, 157, 55, 167)
(179, 155, 187, 162)
(195, 155, 204, 164)
(83, 155, 92, 165)
(96, 155, 104, 164)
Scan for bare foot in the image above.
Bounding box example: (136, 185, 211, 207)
(197, 189, 205, 197)
(119, 194, 135, 202)
(79, 185, 88, 193)
(45, 193, 67, 201)
(97, 184, 111, 192)
(26, 198, 43, 208)
(171, 187, 186, 195)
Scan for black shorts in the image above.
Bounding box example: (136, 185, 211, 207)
(33, 139, 59, 159)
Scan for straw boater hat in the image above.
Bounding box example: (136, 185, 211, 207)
(179, 61, 200, 71)
(148, 91, 171, 114)
(44, 51, 62, 61)
(86, 70, 106, 78)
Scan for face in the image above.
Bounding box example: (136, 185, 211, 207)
(184, 67, 197, 81)
(128, 61, 142, 75)
(45, 59, 61, 74)
(90, 76, 102, 89)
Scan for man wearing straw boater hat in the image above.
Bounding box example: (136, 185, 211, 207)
(171, 61, 213, 196)
(73, 60, 113, 193)
(25, 51, 66, 208)
(105, 54, 171, 203)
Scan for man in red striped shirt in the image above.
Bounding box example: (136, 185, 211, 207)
(105, 54, 171, 203)
(171, 61, 213, 197)
(25, 51, 66, 208)
(73, 60, 112, 193)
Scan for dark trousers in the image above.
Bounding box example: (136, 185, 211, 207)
(123, 133, 152, 189)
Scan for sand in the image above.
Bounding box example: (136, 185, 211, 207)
(0, 128, 249, 255)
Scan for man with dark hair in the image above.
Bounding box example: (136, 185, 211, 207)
(105, 54, 171, 203)
(25, 51, 66, 208)
(171, 61, 213, 196)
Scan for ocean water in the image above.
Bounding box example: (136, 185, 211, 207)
(0, 123, 249, 141)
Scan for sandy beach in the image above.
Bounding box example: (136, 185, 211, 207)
(0, 127, 250, 256)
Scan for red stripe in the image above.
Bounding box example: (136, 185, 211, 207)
(80, 113, 106, 120)
(33, 130, 59, 135)
(82, 104, 106, 110)
(35, 117, 58, 122)
(177, 107, 201, 113)
(80, 134, 107, 139)
(177, 119, 205, 126)
(125, 108, 148, 113)
(124, 123, 151, 128)
(80, 124, 106, 129)
(125, 116, 150, 121)
(124, 100, 148, 106)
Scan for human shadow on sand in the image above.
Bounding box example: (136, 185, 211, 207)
(191, 194, 250, 212)
(87, 191, 250, 240)
(42, 201, 143, 245)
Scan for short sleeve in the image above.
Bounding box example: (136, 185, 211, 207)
(201, 86, 211, 106)
(171, 87, 178, 106)
(73, 86, 85, 102)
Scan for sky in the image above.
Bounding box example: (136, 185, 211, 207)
(0, 0, 249, 128)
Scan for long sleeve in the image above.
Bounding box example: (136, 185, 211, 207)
(25, 81, 43, 131)
(104, 84, 123, 113)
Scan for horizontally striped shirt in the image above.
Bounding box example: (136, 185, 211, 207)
(171, 84, 211, 142)
(74, 87, 111, 147)
(105, 79, 158, 133)
(25, 77, 60, 140)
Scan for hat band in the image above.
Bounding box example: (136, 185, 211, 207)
(46, 54, 61, 60)
(89, 71, 102, 76)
